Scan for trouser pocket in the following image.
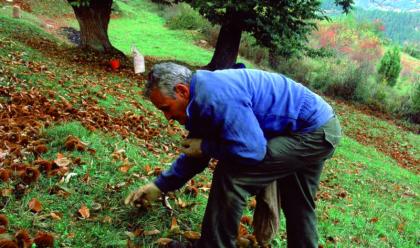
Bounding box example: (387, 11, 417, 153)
(322, 117, 342, 148)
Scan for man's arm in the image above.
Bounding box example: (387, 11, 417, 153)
(154, 154, 210, 192)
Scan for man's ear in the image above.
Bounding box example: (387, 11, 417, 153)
(174, 83, 190, 99)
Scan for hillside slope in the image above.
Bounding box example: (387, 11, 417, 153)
(0, 1, 418, 247)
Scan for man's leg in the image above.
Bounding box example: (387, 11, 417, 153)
(279, 163, 324, 248)
(197, 161, 249, 248)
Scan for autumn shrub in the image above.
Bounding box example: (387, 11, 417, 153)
(164, 3, 211, 31)
(311, 20, 383, 73)
(353, 77, 377, 103)
(399, 82, 420, 123)
(303, 57, 367, 100)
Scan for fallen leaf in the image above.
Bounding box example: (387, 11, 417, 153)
(34, 144, 48, 154)
(119, 164, 131, 173)
(54, 154, 71, 167)
(170, 217, 180, 234)
(175, 198, 187, 208)
(238, 223, 248, 236)
(184, 186, 198, 197)
(0, 189, 13, 197)
(248, 197, 257, 209)
(397, 222, 405, 233)
(143, 229, 160, 236)
(0, 214, 8, 234)
(50, 212, 61, 220)
(240, 216, 252, 226)
(183, 231, 200, 241)
(78, 205, 90, 219)
(0, 169, 11, 182)
(156, 238, 174, 246)
(28, 198, 42, 213)
(111, 148, 126, 161)
(144, 165, 151, 174)
(0, 149, 7, 160)
(15, 229, 32, 248)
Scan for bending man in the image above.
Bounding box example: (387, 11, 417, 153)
(125, 63, 342, 248)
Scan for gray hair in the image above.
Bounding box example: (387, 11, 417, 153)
(146, 62, 192, 98)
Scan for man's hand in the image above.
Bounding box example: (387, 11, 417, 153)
(125, 183, 161, 208)
(181, 138, 203, 158)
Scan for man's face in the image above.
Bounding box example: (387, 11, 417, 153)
(149, 84, 190, 125)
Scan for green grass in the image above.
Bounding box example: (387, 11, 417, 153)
(316, 137, 418, 247)
(0, 2, 419, 248)
(108, 0, 214, 66)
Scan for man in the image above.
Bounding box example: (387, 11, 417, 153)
(125, 62, 342, 248)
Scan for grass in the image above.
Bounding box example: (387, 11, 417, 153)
(108, 0, 214, 66)
(0, 2, 419, 248)
(316, 137, 418, 247)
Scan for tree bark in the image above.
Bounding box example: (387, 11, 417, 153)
(205, 11, 243, 71)
(68, 0, 122, 55)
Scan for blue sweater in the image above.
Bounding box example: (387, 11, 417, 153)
(154, 69, 334, 192)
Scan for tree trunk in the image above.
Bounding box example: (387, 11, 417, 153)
(205, 12, 243, 71)
(68, 0, 122, 55)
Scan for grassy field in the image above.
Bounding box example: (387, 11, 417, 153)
(0, 0, 418, 247)
(108, 0, 215, 66)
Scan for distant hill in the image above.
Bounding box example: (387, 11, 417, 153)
(353, 0, 420, 12)
(322, 0, 420, 45)
(322, 0, 420, 13)
(354, 9, 420, 45)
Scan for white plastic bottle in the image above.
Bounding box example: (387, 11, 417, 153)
(132, 45, 145, 74)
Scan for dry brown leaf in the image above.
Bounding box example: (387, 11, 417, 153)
(78, 204, 90, 219)
(144, 164, 151, 174)
(50, 212, 61, 220)
(156, 238, 174, 246)
(240, 216, 252, 226)
(119, 164, 131, 173)
(248, 197, 257, 209)
(28, 198, 42, 213)
(54, 154, 71, 167)
(397, 222, 405, 233)
(183, 231, 201, 241)
(175, 198, 187, 208)
(15, 229, 32, 248)
(170, 217, 180, 234)
(0, 189, 13, 197)
(143, 229, 160, 236)
(111, 148, 126, 161)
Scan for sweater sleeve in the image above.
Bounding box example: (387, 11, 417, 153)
(154, 154, 210, 193)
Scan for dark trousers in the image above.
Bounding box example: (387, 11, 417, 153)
(196, 117, 342, 248)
